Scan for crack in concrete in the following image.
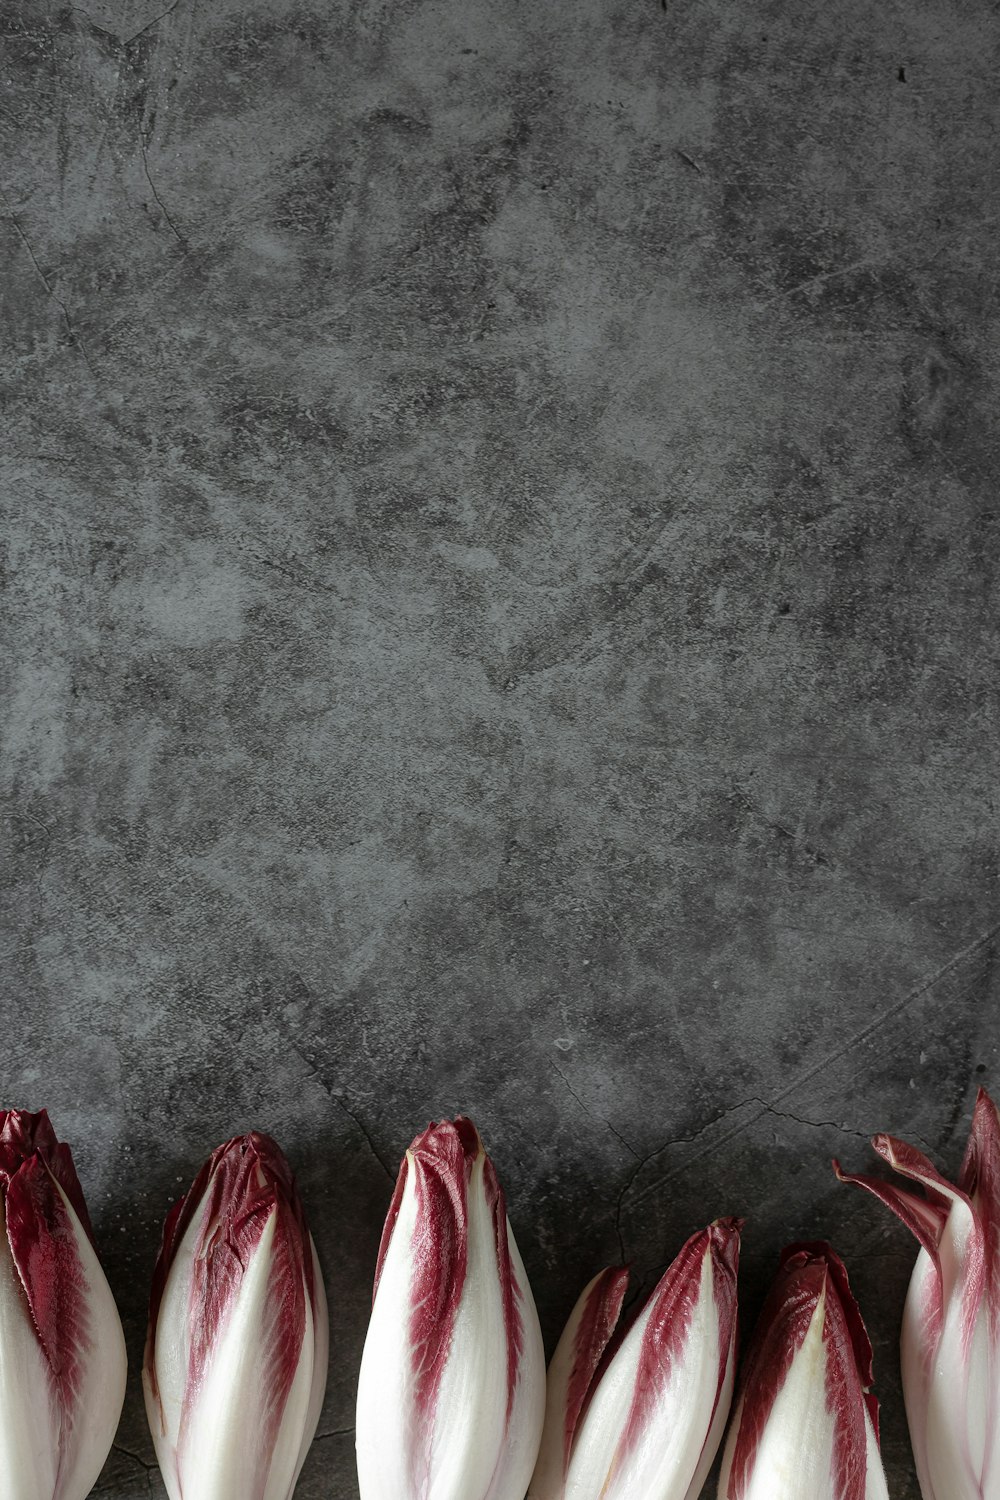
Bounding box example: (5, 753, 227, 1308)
(125, 0, 182, 46)
(550, 1059, 640, 1163)
(676, 148, 704, 174)
(3, 197, 97, 379)
(616, 920, 1000, 1241)
(140, 131, 185, 245)
(70, 7, 119, 41)
(614, 1097, 880, 1261)
(764, 254, 879, 307)
(243, 545, 340, 597)
(335, 1097, 396, 1184)
(612, 1104, 756, 1263)
(286, 1038, 396, 1184)
(110, 1443, 155, 1472)
(729, 784, 836, 870)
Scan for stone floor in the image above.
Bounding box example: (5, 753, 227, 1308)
(3, 0, 999, 1495)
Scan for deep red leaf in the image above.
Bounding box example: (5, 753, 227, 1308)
(613, 1218, 741, 1475)
(562, 1267, 630, 1469)
(147, 1131, 313, 1481)
(5, 1152, 89, 1415)
(729, 1243, 875, 1500)
(0, 1109, 94, 1244)
(961, 1089, 1000, 1344)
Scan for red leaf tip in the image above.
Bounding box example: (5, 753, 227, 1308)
(710, 1214, 746, 1242)
(373, 1117, 487, 1299)
(729, 1240, 880, 1500)
(0, 1107, 93, 1243)
(0, 1111, 98, 1415)
(779, 1241, 874, 1388)
(610, 1219, 741, 1475)
(146, 1129, 316, 1476)
(409, 1115, 483, 1166)
(147, 1129, 313, 1347)
(560, 1265, 631, 1468)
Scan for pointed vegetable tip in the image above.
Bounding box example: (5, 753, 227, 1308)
(145, 1130, 327, 1500)
(373, 1116, 487, 1428)
(619, 1216, 743, 1464)
(833, 1154, 951, 1263)
(0, 1107, 95, 1242)
(533, 1217, 742, 1500)
(833, 1096, 994, 1282)
(357, 1114, 545, 1500)
(835, 1090, 1000, 1500)
(148, 1129, 315, 1353)
(529, 1264, 631, 1498)
(724, 1240, 884, 1500)
(0, 1107, 127, 1500)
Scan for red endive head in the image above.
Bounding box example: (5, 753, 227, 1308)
(373, 1116, 523, 1433)
(357, 1115, 546, 1500)
(0, 1109, 127, 1500)
(614, 1218, 743, 1465)
(529, 1218, 742, 1500)
(0, 1107, 106, 1424)
(0, 1107, 95, 1243)
(147, 1131, 315, 1421)
(834, 1091, 1000, 1350)
(727, 1242, 878, 1500)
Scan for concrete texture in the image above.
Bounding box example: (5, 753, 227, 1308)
(2, 0, 999, 1493)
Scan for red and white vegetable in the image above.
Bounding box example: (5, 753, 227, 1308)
(355, 1116, 545, 1500)
(0, 1108, 127, 1500)
(717, 1241, 888, 1500)
(143, 1131, 329, 1500)
(529, 1218, 742, 1500)
(837, 1088, 1000, 1500)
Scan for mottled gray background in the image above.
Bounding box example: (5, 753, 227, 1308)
(2, 0, 998, 1494)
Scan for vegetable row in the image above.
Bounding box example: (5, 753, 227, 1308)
(0, 1087, 995, 1499)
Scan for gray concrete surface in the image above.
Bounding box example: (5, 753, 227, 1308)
(2, 0, 999, 1494)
